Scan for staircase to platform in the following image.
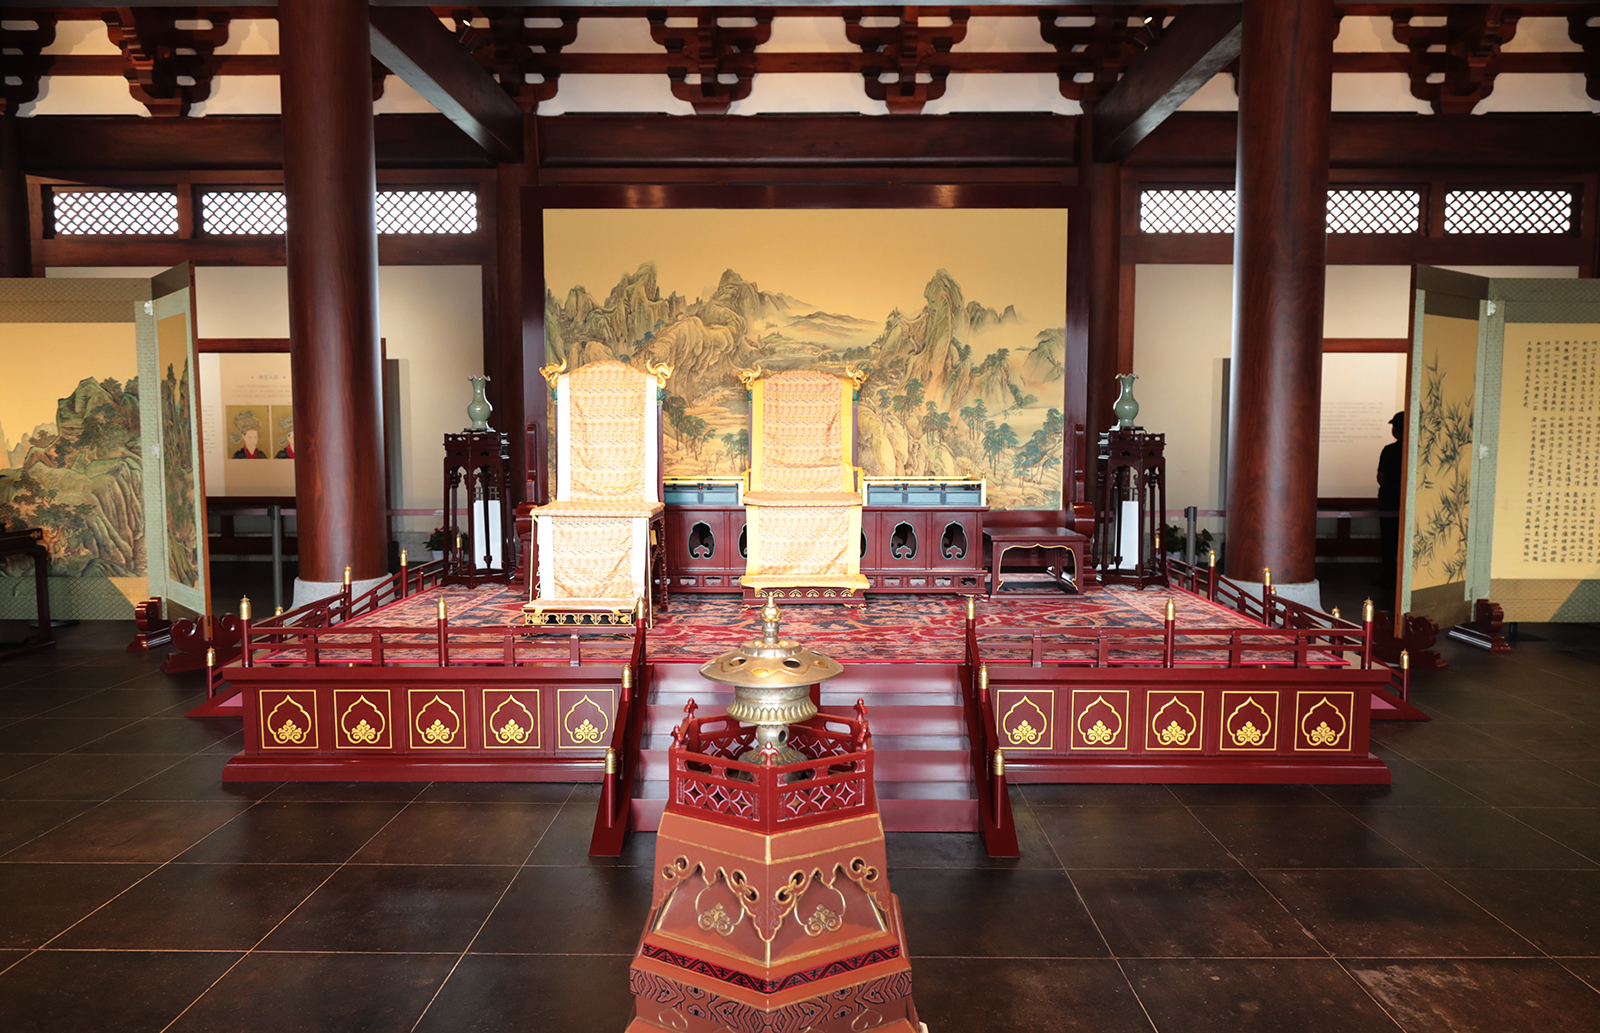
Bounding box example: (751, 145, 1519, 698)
(628, 662, 980, 834)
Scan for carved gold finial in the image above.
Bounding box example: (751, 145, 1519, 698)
(1331, 606, 1341, 620)
(761, 593, 781, 625)
(539, 359, 568, 389)
(993, 749, 1005, 776)
(1363, 599, 1374, 623)
(644, 360, 674, 388)
(1165, 598, 1176, 621)
(437, 597, 448, 621)
(400, 549, 408, 566)
(621, 666, 633, 691)
(1263, 567, 1272, 588)
(978, 664, 989, 695)
(274, 606, 283, 617)
(604, 747, 618, 775)
(736, 365, 764, 391)
(456, 533, 464, 550)
(635, 597, 647, 621)
(240, 596, 251, 621)
(965, 596, 976, 621)
(343, 565, 352, 586)
(205, 647, 215, 669)
(842, 363, 869, 390)
(1208, 550, 1216, 568)
(1401, 649, 1410, 670)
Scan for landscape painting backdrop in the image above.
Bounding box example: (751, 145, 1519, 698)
(544, 208, 1069, 510)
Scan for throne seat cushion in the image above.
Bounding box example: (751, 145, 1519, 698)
(534, 499, 664, 519)
(742, 491, 862, 508)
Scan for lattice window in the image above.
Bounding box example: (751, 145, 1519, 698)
(1139, 188, 1236, 233)
(375, 190, 478, 233)
(202, 190, 287, 235)
(1326, 190, 1420, 234)
(1444, 190, 1575, 234)
(51, 189, 178, 236)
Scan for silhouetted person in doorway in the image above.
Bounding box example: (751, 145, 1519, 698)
(1377, 411, 1404, 603)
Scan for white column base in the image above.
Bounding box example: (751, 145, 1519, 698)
(1229, 577, 1323, 613)
(291, 574, 390, 612)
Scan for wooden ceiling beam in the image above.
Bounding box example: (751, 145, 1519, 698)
(368, 6, 524, 163)
(1089, 3, 1242, 162)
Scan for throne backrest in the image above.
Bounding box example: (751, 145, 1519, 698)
(556, 359, 659, 503)
(750, 368, 855, 495)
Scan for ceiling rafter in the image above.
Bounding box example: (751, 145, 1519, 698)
(1038, 4, 1164, 104)
(369, 4, 527, 161)
(454, 7, 579, 111)
(648, 10, 772, 113)
(0, 14, 57, 116)
(1087, 2, 1240, 160)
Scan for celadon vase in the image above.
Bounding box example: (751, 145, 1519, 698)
(466, 375, 492, 431)
(1112, 374, 1140, 430)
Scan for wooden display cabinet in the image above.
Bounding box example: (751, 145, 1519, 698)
(663, 478, 747, 593)
(861, 506, 987, 595)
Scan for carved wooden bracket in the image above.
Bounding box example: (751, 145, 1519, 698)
(1038, 6, 1161, 105)
(1571, 12, 1600, 101)
(1392, 4, 1522, 115)
(648, 11, 772, 115)
(458, 7, 580, 112)
(845, 7, 969, 114)
(102, 8, 232, 117)
(0, 14, 57, 116)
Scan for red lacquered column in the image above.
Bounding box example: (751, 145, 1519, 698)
(279, 0, 387, 585)
(1225, 0, 1334, 585)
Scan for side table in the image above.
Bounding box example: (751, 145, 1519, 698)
(983, 527, 1091, 598)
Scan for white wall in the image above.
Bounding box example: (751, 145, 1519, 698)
(47, 264, 483, 549)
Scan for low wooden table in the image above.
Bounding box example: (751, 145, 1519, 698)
(0, 525, 53, 661)
(984, 527, 1091, 598)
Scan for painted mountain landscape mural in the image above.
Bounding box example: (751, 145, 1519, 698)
(544, 207, 1068, 510)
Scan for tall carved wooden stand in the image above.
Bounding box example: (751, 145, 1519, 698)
(1094, 429, 1168, 589)
(627, 709, 919, 1033)
(443, 430, 515, 586)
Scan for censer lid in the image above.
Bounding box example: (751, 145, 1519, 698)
(698, 597, 844, 689)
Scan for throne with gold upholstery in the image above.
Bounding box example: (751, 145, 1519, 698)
(738, 366, 869, 606)
(523, 358, 670, 625)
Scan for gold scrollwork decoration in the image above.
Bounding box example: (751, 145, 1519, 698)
(539, 359, 568, 389)
(842, 363, 869, 390)
(697, 901, 737, 935)
(804, 904, 843, 936)
(644, 360, 675, 387)
(736, 365, 764, 391)
(267, 696, 313, 746)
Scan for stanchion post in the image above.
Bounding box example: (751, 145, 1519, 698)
(1207, 550, 1217, 602)
(1164, 597, 1177, 668)
(205, 647, 216, 698)
(239, 596, 253, 668)
(341, 565, 352, 619)
(269, 503, 283, 614)
(991, 748, 1005, 821)
(399, 549, 409, 599)
(1400, 648, 1411, 700)
(1262, 567, 1274, 624)
(437, 595, 449, 666)
(1361, 599, 1374, 670)
(603, 747, 618, 827)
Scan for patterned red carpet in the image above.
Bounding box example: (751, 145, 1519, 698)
(343, 583, 1277, 664)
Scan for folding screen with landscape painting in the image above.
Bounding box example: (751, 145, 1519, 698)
(543, 208, 1069, 510)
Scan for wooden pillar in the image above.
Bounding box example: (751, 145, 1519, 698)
(279, 0, 387, 584)
(1084, 156, 1122, 439)
(494, 113, 533, 501)
(0, 115, 30, 277)
(1224, 0, 1333, 584)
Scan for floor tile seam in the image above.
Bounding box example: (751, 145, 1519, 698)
(1404, 863, 1556, 960)
(1339, 799, 1541, 865)
(1235, 865, 1339, 961)
(156, 793, 428, 1033)
(408, 810, 563, 1033)
(1328, 957, 1411, 1032)
(0, 795, 111, 861)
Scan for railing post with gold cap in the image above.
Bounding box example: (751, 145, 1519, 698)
(1207, 550, 1217, 602)
(977, 663, 989, 704)
(992, 748, 1005, 819)
(437, 596, 449, 667)
(965, 595, 976, 625)
(1399, 648, 1411, 701)
(1361, 599, 1374, 670)
(205, 647, 216, 697)
(399, 549, 409, 599)
(341, 565, 353, 620)
(1262, 567, 1274, 625)
(238, 596, 253, 668)
(621, 664, 633, 705)
(602, 747, 618, 827)
(1164, 597, 1177, 668)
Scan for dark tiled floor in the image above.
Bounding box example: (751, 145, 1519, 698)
(0, 604, 1598, 1032)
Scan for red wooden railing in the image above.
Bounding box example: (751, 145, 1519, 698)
(590, 627, 651, 855)
(963, 609, 1021, 859)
